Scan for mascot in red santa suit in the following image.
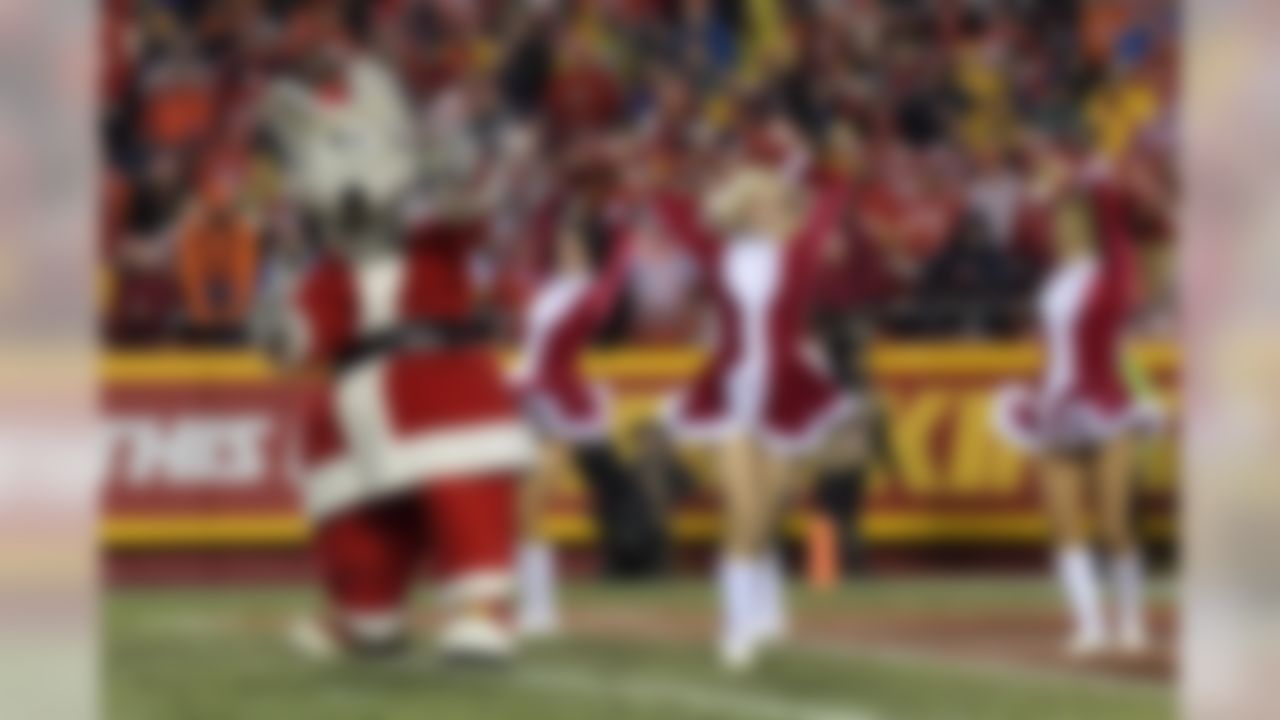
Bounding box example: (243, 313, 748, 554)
(257, 23, 534, 663)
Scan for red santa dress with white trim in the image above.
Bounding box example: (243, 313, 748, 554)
(510, 231, 633, 444)
(286, 220, 536, 520)
(992, 183, 1156, 452)
(653, 186, 855, 456)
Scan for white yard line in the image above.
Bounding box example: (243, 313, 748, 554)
(514, 664, 881, 720)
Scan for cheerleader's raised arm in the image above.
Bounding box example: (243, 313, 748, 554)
(785, 182, 849, 275)
(649, 191, 723, 268)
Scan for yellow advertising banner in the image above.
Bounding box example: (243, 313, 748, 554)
(101, 343, 1177, 548)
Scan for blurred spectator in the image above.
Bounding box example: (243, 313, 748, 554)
(913, 213, 1029, 337)
(811, 124, 903, 322)
(176, 174, 259, 345)
(100, 0, 1177, 347)
(545, 29, 623, 144)
(106, 151, 188, 344)
(127, 149, 188, 239)
(858, 145, 964, 278)
(629, 229, 699, 343)
(671, 0, 738, 92)
(497, 6, 556, 118)
(1086, 65, 1159, 160)
(966, 147, 1025, 249)
(950, 10, 1016, 157)
(141, 44, 215, 154)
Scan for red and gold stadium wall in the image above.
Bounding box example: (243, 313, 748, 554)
(101, 344, 1177, 581)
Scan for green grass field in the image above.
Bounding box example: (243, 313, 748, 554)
(106, 577, 1174, 720)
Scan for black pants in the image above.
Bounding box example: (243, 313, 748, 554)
(573, 443, 666, 577)
(814, 465, 870, 573)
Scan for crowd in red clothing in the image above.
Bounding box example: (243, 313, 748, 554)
(101, 0, 1177, 346)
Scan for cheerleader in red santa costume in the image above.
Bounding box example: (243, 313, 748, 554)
(651, 165, 853, 670)
(992, 155, 1161, 658)
(509, 197, 636, 638)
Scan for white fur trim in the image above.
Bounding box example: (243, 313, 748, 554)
(1061, 402, 1150, 447)
(334, 359, 392, 479)
(382, 421, 536, 482)
(658, 242, 781, 447)
(510, 275, 590, 387)
(342, 610, 406, 643)
(1040, 259, 1095, 404)
(300, 456, 365, 520)
(722, 241, 780, 424)
(281, 305, 312, 365)
(353, 255, 406, 333)
(301, 358, 535, 519)
(301, 422, 536, 520)
(991, 383, 1043, 453)
(991, 382, 1155, 454)
(437, 569, 514, 607)
(522, 385, 611, 444)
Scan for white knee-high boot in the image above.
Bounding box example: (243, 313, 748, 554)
(517, 540, 559, 637)
(1055, 544, 1105, 655)
(1110, 550, 1148, 652)
(718, 554, 760, 670)
(753, 550, 788, 644)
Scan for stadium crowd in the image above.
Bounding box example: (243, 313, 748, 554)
(101, 0, 1177, 347)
